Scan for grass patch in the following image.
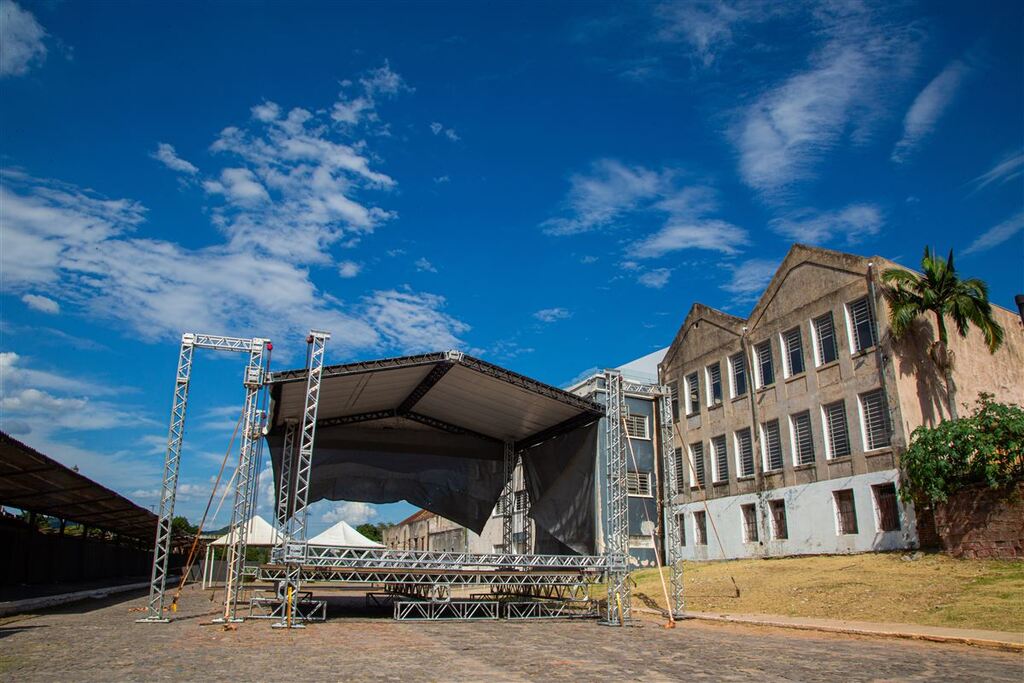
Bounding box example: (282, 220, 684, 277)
(631, 552, 1024, 633)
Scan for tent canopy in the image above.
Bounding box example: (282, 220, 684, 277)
(267, 352, 604, 554)
(211, 515, 280, 547)
(309, 520, 384, 548)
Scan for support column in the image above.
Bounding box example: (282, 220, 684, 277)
(501, 441, 514, 554)
(275, 331, 329, 629)
(659, 387, 685, 618)
(275, 421, 299, 532)
(138, 334, 195, 623)
(218, 340, 268, 623)
(602, 370, 631, 625)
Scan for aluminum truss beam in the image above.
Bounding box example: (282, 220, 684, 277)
(272, 545, 619, 571)
(138, 333, 270, 623)
(658, 385, 684, 618)
(275, 331, 329, 629)
(502, 441, 514, 553)
(274, 421, 298, 528)
(602, 370, 631, 625)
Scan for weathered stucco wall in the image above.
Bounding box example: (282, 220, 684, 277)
(927, 483, 1024, 559)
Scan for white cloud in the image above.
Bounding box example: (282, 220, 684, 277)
(321, 501, 378, 526)
(359, 60, 410, 97)
(0, 0, 46, 78)
(0, 351, 124, 397)
(638, 268, 672, 289)
(362, 289, 468, 353)
(151, 143, 199, 175)
(429, 121, 460, 141)
(963, 211, 1024, 256)
(251, 101, 281, 122)
(204, 167, 270, 205)
(892, 60, 971, 163)
(533, 307, 571, 323)
(337, 260, 362, 278)
(653, 1, 760, 67)
(720, 258, 778, 299)
(433, 175, 450, 184)
(415, 257, 437, 273)
(542, 160, 664, 236)
(628, 219, 749, 258)
(732, 6, 919, 195)
(770, 203, 883, 245)
(970, 150, 1023, 193)
(580, 255, 598, 264)
(21, 293, 59, 314)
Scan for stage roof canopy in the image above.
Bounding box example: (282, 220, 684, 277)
(266, 352, 605, 554)
(0, 431, 157, 540)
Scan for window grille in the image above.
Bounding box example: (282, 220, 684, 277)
(673, 447, 686, 491)
(736, 428, 754, 477)
(860, 389, 891, 450)
(513, 489, 528, 512)
(694, 510, 708, 545)
(834, 489, 858, 534)
(677, 514, 686, 546)
(686, 372, 700, 414)
(668, 381, 679, 421)
(730, 352, 747, 397)
(755, 340, 774, 387)
(769, 499, 788, 539)
(741, 503, 758, 542)
(849, 296, 877, 352)
(626, 471, 651, 496)
(791, 411, 815, 465)
(763, 419, 783, 471)
(690, 442, 706, 488)
(823, 401, 851, 458)
(708, 362, 723, 405)
(712, 435, 729, 482)
(624, 413, 649, 439)
(873, 483, 901, 532)
(783, 326, 805, 376)
(813, 312, 839, 365)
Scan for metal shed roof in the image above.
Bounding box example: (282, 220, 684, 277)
(0, 432, 157, 540)
(268, 351, 604, 449)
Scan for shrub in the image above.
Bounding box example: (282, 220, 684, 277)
(900, 393, 1024, 504)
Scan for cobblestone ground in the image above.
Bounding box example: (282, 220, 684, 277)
(1, 586, 1021, 682)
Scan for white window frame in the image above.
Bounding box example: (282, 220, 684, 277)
(728, 351, 747, 398)
(822, 400, 851, 460)
(712, 435, 729, 483)
(858, 389, 891, 452)
(760, 419, 783, 472)
(811, 311, 839, 367)
(685, 372, 700, 415)
(689, 441, 706, 489)
(780, 325, 805, 378)
(734, 428, 754, 478)
(626, 470, 653, 497)
(789, 411, 815, 466)
(624, 412, 650, 440)
(706, 362, 723, 407)
(752, 340, 774, 389)
(845, 296, 877, 355)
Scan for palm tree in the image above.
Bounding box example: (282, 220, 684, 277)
(882, 247, 1005, 420)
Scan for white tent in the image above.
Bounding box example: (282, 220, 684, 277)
(309, 520, 383, 548)
(210, 515, 281, 547)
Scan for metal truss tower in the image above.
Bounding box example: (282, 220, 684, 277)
(501, 441, 514, 553)
(275, 331, 329, 628)
(275, 421, 298, 530)
(658, 386, 685, 617)
(138, 333, 270, 623)
(602, 370, 631, 625)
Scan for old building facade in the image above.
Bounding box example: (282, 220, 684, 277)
(660, 244, 1024, 560)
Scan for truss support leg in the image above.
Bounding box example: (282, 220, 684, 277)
(275, 421, 298, 532)
(138, 334, 195, 623)
(659, 388, 685, 619)
(214, 340, 269, 623)
(601, 370, 631, 626)
(274, 331, 329, 629)
(502, 441, 514, 553)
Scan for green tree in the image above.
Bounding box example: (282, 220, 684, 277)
(171, 515, 198, 537)
(882, 247, 1005, 419)
(356, 522, 382, 543)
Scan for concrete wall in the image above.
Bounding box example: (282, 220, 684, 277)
(673, 468, 918, 560)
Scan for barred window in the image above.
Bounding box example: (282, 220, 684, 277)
(782, 326, 805, 376)
(673, 447, 685, 492)
(791, 411, 815, 465)
(513, 490, 528, 512)
(624, 413, 649, 439)
(677, 514, 687, 546)
(712, 435, 729, 482)
(735, 428, 754, 478)
(762, 419, 783, 471)
(873, 483, 901, 531)
(694, 510, 708, 545)
(690, 442, 706, 488)
(812, 312, 839, 366)
(769, 499, 788, 539)
(686, 372, 700, 414)
(729, 352, 747, 397)
(834, 489, 858, 535)
(626, 471, 652, 496)
(741, 503, 758, 542)
(848, 296, 877, 353)
(755, 340, 774, 388)
(823, 401, 851, 459)
(860, 389, 892, 451)
(668, 381, 679, 421)
(707, 362, 723, 405)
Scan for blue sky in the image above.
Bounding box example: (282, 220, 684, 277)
(1, 0, 1021, 534)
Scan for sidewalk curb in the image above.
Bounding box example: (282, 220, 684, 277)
(633, 607, 1024, 653)
(0, 581, 151, 618)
